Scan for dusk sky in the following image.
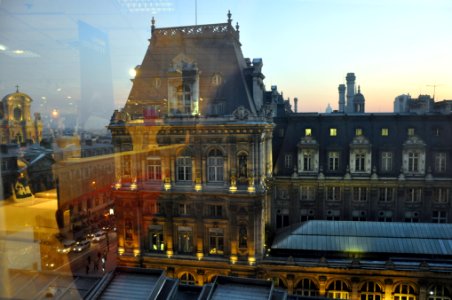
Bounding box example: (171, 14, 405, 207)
(1, 0, 451, 122)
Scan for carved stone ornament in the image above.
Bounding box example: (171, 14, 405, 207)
(232, 106, 250, 120)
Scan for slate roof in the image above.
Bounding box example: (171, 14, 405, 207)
(124, 21, 259, 117)
(272, 221, 452, 257)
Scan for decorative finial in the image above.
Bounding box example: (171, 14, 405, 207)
(358, 85, 361, 93)
(16, 85, 19, 93)
(235, 22, 240, 31)
(151, 16, 155, 32)
(227, 10, 232, 24)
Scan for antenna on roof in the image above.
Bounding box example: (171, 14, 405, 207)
(427, 84, 443, 100)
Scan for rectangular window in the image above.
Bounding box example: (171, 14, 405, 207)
(381, 128, 389, 136)
(432, 211, 447, 223)
(381, 151, 393, 172)
(177, 157, 192, 181)
(178, 226, 193, 253)
(407, 128, 415, 136)
(329, 128, 337, 136)
(208, 228, 224, 255)
(435, 152, 447, 173)
(149, 227, 165, 252)
(434, 188, 449, 203)
(276, 208, 289, 229)
(353, 187, 368, 202)
(355, 128, 363, 136)
(305, 128, 312, 136)
(328, 151, 340, 171)
(355, 153, 365, 172)
(147, 158, 162, 180)
(379, 187, 394, 202)
(208, 205, 223, 217)
(302, 152, 313, 171)
(326, 186, 340, 201)
(408, 152, 419, 172)
(300, 186, 314, 201)
(407, 188, 422, 202)
(284, 154, 293, 169)
(178, 203, 191, 215)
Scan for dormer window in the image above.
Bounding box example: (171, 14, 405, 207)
(177, 84, 192, 114)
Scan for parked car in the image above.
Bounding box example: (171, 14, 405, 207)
(72, 240, 91, 252)
(57, 239, 75, 254)
(92, 230, 106, 242)
(85, 232, 95, 240)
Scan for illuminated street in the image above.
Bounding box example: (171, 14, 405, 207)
(0, 191, 117, 298)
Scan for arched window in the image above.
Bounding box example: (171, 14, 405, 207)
(177, 84, 192, 114)
(207, 149, 224, 182)
(394, 283, 417, 300)
(271, 277, 287, 289)
(327, 280, 350, 299)
(428, 285, 450, 300)
(179, 272, 196, 285)
(360, 281, 383, 300)
(177, 149, 192, 181)
(294, 278, 319, 297)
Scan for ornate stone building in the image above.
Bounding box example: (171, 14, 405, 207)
(109, 12, 274, 273)
(108, 13, 452, 299)
(0, 86, 43, 145)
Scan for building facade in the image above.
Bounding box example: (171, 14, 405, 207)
(107, 13, 452, 299)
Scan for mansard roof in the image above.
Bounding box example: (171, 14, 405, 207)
(123, 17, 261, 117)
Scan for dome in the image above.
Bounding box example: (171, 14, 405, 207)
(1, 87, 33, 104)
(353, 86, 365, 103)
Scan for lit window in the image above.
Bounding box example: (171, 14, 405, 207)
(208, 228, 224, 255)
(355, 128, 363, 136)
(407, 128, 415, 136)
(326, 280, 350, 299)
(360, 281, 383, 300)
(305, 128, 312, 136)
(381, 128, 389, 136)
(330, 128, 337, 136)
(149, 226, 165, 252)
(394, 283, 416, 300)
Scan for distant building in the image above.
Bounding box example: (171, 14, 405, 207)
(394, 94, 452, 114)
(106, 12, 452, 298)
(0, 86, 43, 145)
(337, 73, 365, 113)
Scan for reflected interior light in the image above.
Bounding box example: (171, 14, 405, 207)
(56, 88, 62, 92)
(13, 49, 24, 54)
(51, 109, 59, 118)
(0, 44, 6, 51)
(129, 68, 137, 77)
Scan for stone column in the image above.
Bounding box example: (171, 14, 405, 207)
(383, 279, 393, 300)
(318, 276, 327, 297)
(286, 274, 295, 295)
(170, 156, 175, 183)
(351, 278, 360, 300)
